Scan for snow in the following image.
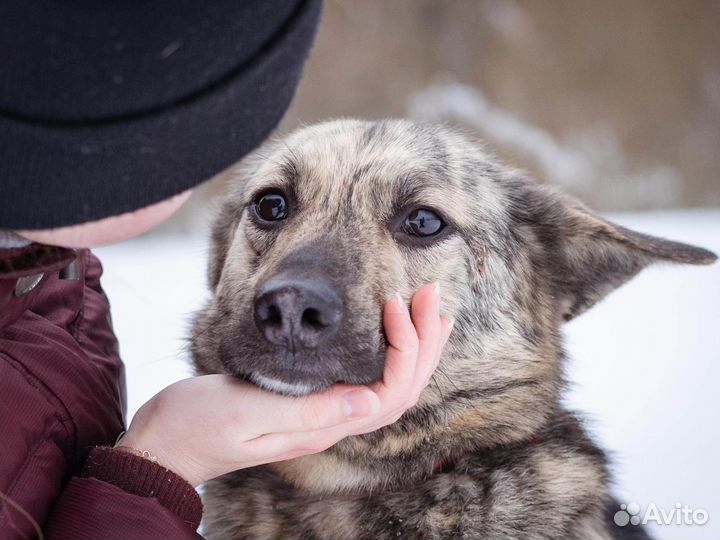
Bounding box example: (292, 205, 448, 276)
(95, 207, 720, 539)
(562, 209, 720, 539)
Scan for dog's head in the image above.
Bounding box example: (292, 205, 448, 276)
(192, 119, 715, 444)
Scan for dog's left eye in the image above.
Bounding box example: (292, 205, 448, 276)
(403, 208, 445, 237)
(253, 192, 289, 222)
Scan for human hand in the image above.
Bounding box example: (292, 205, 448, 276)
(117, 282, 452, 486)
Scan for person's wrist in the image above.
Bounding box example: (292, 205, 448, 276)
(82, 446, 203, 529)
(114, 430, 204, 486)
(114, 443, 160, 464)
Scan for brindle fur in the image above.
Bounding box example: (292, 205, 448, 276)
(191, 119, 716, 539)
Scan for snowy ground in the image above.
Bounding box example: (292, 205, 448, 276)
(95, 207, 720, 539)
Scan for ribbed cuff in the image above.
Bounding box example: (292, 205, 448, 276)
(82, 446, 203, 530)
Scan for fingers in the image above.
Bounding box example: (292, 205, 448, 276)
(241, 429, 340, 466)
(235, 383, 382, 437)
(411, 282, 441, 354)
(377, 290, 420, 392)
(375, 283, 441, 411)
(424, 315, 452, 388)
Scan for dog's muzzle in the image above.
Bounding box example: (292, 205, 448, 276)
(253, 276, 343, 351)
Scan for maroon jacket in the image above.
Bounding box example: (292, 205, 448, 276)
(1, 244, 202, 539)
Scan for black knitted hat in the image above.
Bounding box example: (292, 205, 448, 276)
(0, 0, 321, 229)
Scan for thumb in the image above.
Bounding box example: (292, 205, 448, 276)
(251, 385, 381, 436)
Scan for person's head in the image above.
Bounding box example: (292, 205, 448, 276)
(17, 190, 193, 248)
(1, 0, 322, 247)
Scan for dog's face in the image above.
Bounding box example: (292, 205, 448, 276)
(192, 119, 715, 444)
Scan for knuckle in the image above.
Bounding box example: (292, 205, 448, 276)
(269, 435, 314, 458)
(385, 397, 404, 414)
(299, 404, 326, 432)
(397, 337, 419, 354)
(404, 393, 419, 408)
(306, 436, 335, 455)
(385, 408, 404, 424)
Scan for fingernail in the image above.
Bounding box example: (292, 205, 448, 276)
(342, 389, 381, 417)
(433, 282, 441, 314)
(394, 292, 410, 319)
(443, 319, 455, 347)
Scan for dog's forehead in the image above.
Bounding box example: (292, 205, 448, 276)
(250, 120, 508, 228)
(286, 120, 446, 185)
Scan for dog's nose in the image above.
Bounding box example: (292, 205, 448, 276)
(254, 277, 342, 350)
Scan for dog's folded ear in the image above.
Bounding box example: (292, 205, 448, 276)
(514, 184, 717, 321)
(208, 199, 241, 291)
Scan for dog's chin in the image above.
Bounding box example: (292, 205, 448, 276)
(221, 346, 387, 396)
(249, 372, 327, 396)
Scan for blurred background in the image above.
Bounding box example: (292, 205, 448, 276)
(287, 0, 720, 211)
(174, 0, 720, 222)
(97, 2, 720, 538)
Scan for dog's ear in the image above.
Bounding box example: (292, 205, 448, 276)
(207, 199, 240, 291)
(512, 183, 717, 321)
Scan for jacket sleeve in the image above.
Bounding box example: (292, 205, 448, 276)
(44, 448, 204, 540)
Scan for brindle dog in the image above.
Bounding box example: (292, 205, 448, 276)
(191, 119, 716, 539)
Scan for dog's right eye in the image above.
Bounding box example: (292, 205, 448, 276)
(253, 192, 289, 222)
(403, 208, 445, 237)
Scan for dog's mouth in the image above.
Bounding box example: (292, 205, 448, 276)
(249, 372, 325, 396)
(225, 358, 338, 396)
(224, 345, 386, 397)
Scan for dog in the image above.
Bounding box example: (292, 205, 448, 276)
(191, 119, 716, 539)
